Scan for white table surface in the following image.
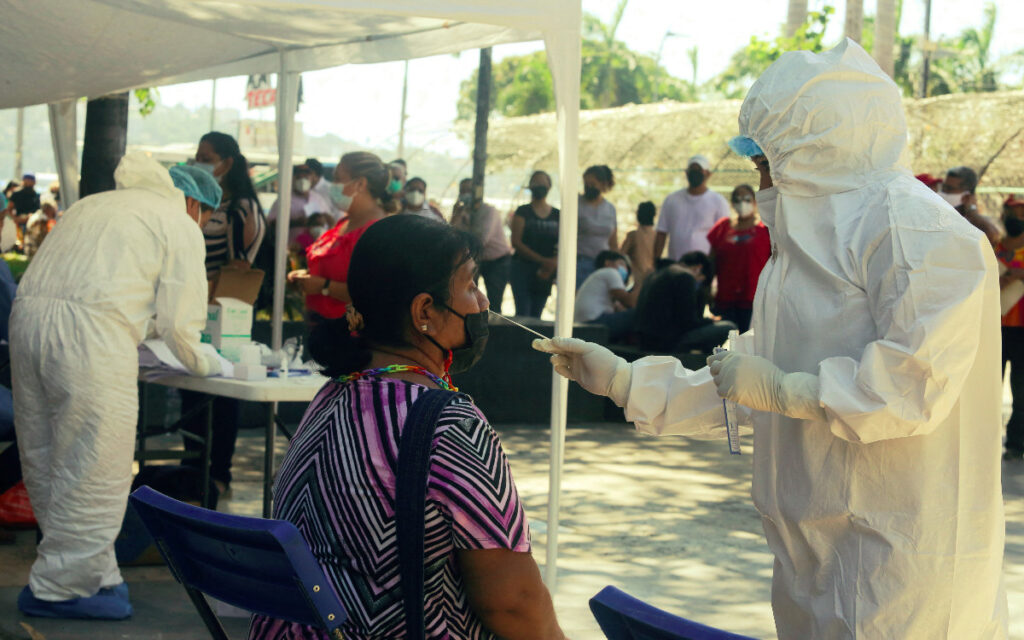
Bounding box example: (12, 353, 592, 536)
(141, 371, 329, 403)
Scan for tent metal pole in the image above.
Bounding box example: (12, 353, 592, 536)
(210, 79, 217, 131)
(272, 51, 299, 353)
(15, 108, 24, 179)
(544, 24, 582, 591)
(471, 48, 492, 210)
(47, 99, 79, 209)
(398, 60, 409, 159)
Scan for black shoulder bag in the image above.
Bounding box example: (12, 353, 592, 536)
(395, 388, 458, 640)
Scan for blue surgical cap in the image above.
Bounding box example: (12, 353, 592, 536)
(728, 136, 765, 158)
(171, 164, 223, 209)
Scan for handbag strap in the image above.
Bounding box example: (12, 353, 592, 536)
(395, 388, 458, 640)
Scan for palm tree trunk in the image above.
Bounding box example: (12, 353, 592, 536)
(844, 0, 864, 43)
(874, 0, 896, 77)
(79, 92, 129, 198)
(785, 0, 808, 37)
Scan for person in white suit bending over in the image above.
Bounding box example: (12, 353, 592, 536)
(535, 40, 1007, 639)
(12, 154, 223, 620)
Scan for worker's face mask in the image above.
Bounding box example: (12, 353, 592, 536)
(616, 266, 629, 283)
(185, 198, 202, 226)
(329, 182, 353, 212)
(1005, 216, 1024, 238)
(295, 177, 312, 193)
(686, 167, 705, 188)
(310, 224, 327, 239)
(529, 184, 549, 200)
(405, 190, 425, 208)
(387, 178, 403, 195)
(732, 198, 755, 218)
(940, 191, 966, 208)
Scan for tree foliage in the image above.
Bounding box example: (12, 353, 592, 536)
(133, 88, 158, 116)
(709, 7, 833, 99)
(456, 0, 694, 119)
(924, 3, 1021, 95)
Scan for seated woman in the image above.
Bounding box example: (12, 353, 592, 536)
(248, 215, 565, 640)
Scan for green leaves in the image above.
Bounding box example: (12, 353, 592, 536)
(456, 13, 695, 119)
(711, 7, 833, 99)
(133, 88, 158, 117)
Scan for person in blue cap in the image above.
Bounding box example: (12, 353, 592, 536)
(169, 164, 222, 227)
(11, 153, 222, 620)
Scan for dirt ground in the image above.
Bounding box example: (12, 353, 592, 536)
(3, 417, 1024, 639)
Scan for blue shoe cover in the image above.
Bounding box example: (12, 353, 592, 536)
(99, 583, 130, 600)
(18, 585, 133, 620)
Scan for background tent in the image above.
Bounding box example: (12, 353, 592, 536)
(0, 0, 582, 587)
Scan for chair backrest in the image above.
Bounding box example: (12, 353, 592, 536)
(129, 486, 347, 636)
(589, 586, 758, 640)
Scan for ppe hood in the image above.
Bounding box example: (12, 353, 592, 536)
(114, 152, 181, 201)
(738, 39, 908, 197)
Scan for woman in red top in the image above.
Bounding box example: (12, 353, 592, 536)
(288, 152, 390, 323)
(706, 183, 771, 333)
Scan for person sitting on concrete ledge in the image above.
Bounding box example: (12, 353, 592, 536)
(632, 251, 736, 354)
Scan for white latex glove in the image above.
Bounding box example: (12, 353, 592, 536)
(706, 351, 826, 421)
(203, 353, 223, 378)
(532, 337, 632, 406)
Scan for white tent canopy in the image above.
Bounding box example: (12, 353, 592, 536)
(2, 0, 581, 588)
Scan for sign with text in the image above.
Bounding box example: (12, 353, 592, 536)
(245, 74, 303, 111)
(246, 74, 276, 109)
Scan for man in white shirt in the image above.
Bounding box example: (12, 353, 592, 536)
(451, 178, 512, 312)
(574, 251, 639, 342)
(654, 155, 730, 260)
(306, 158, 341, 220)
(400, 177, 445, 222)
(268, 163, 333, 243)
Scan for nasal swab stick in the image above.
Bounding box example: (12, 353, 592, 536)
(488, 310, 549, 340)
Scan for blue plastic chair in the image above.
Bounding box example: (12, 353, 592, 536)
(590, 586, 759, 640)
(128, 486, 347, 640)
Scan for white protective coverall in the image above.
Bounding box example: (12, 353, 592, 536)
(11, 152, 216, 600)
(617, 41, 1007, 637)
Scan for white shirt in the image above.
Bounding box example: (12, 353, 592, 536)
(574, 267, 626, 322)
(577, 196, 617, 258)
(311, 177, 341, 219)
(656, 188, 730, 259)
(268, 189, 333, 243)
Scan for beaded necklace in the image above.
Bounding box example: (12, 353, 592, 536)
(335, 364, 457, 391)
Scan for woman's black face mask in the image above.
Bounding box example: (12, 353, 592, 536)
(424, 304, 490, 373)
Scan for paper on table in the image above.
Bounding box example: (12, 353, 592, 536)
(139, 339, 234, 379)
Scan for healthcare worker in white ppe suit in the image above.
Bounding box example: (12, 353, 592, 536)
(12, 153, 223, 620)
(536, 40, 1007, 639)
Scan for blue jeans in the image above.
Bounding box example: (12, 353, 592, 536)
(576, 255, 597, 290)
(510, 257, 552, 317)
(595, 309, 635, 343)
(477, 255, 511, 313)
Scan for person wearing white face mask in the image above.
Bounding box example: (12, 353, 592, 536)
(706, 183, 771, 333)
(289, 152, 390, 327)
(193, 131, 266, 275)
(400, 176, 445, 221)
(12, 154, 222, 620)
(269, 163, 332, 245)
(941, 165, 1001, 246)
(305, 157, 341, 221)
(535, 39, 1007, 638)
